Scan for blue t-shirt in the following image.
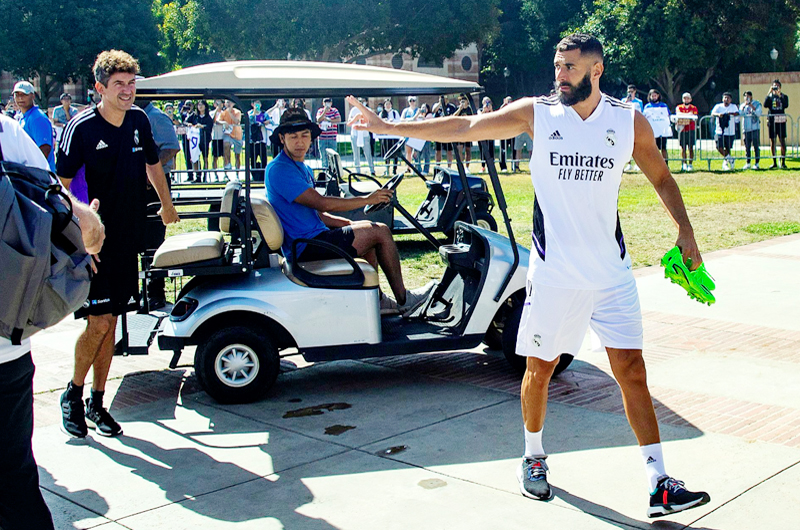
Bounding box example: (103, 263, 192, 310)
(265, 151, 327, 261)
(20, 105, 55, 171)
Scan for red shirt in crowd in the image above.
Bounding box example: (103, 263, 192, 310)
(316, 107, 341, 140)
(676, 104, 698, 131)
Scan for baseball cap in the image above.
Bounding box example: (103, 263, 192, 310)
(12, 81, 35, 95)
(682, 92, 691, 99)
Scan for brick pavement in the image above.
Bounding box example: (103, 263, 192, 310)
(365, 303, 800, 450)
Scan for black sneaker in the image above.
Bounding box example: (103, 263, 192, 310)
(60, 390, 87, 439)
(648, 477, 710, 518)
(85, 399, 123, 437)
(516, 456, 554, 501)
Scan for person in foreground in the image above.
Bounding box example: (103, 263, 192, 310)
(347, 33, 710, 518)
(265, 109, 435, 316)
(58, 50, 180, 439)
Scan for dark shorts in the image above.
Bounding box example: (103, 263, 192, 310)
(678, 129, 696, 148)
(211, 139, 224, 157)
(435, 142, 454, 152)
(715, 134, 734, 150)
(768, 117, 787, 139)
(655, 137, 669, 150)
(298, 226, 357, 262)
(74, 247, 140, 318)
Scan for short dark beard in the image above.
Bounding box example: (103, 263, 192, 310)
(555, 72, 593, 106)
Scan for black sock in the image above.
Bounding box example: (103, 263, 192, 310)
(89, 389, 105, 409)
(66, 381, 84, 400)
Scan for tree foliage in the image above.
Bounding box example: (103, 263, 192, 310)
(482, 0, 587, 99)
(578, 0, 800, 108)
(156, 0, 500, 68)
(0, 0, 162, 104)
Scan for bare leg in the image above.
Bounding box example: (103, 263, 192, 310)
(223, 142, 231, 167)
(90, 316, 118, 391)
(73, 314, 116, 389)
(350, 221, 407, 304)
(520, 356, 558, 433)
(607, 348, 660, 446)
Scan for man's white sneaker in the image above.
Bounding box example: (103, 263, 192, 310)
(379, 292, 400, 315)
(743, 163, 751, 170)
(624, 163, 632, 172)
(632, 164, 640, 172)
(687, 164, 693, 171)
(681, 163, 687, 172)
(754, 163, 760, 169)
(721, 161, 729, 171)
(399, 281, 437, 317)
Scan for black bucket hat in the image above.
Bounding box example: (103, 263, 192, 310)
(270, 107, 321, 147)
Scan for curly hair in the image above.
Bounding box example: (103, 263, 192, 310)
(93, 50, 140, 87)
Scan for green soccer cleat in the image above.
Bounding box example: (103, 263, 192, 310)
(660, 246, 716, 305)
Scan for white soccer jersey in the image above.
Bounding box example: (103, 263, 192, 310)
(529, 93, 635, 289)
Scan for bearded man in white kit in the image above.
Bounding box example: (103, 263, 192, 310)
(346, 33, 710, 519)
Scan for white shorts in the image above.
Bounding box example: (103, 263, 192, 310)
(515, 278, 643, 362)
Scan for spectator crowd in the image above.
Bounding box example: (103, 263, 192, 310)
(4, 78, 793, 182)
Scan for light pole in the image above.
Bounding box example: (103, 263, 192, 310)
(770, 48, 779, 71)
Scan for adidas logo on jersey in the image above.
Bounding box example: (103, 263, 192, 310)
(96, 139, 108, 150)
(549, 130, 563, 140)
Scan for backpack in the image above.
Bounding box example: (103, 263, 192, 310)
(0, 139, 92, 345)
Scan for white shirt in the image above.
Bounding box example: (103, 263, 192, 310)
(529, 94, 635, 289)
(0, 114, 51, 363)
(711, 103, 738, 136)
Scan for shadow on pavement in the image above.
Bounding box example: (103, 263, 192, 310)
(45, 348, 706, 527)
(555, 487, 723, 530)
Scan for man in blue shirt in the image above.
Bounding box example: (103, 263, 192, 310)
(12, 81, 55, 171)
(266, 108, 435, 316)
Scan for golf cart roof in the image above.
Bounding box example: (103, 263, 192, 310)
(136, 60, 482, 99)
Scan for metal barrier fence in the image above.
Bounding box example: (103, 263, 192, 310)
(165, 114, 799, 179)
(695, 114, 798, 170)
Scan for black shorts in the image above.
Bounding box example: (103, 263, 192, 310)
(768, 117, 787, 139)
(298, 226, 357, 262)
(74, 247, 140, 318)
(435, 142, 454, 152)
(211, 139, 224, 157)
(715, 135, 734, 150)
(655, 137, 669, 150)
(678, 129, 696, 148)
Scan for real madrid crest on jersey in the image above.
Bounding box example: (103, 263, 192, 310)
(605, 129, 616, 147)
(134, 129, 139, 145)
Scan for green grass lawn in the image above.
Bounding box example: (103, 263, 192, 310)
(160, 160, 800, 295)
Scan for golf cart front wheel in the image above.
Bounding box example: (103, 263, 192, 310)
(501, 304, 573, 377)
(195, 326, 280, 404)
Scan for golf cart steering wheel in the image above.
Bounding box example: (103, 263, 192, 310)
(364, 174, 404, 214)
(382, 137, 407, 162)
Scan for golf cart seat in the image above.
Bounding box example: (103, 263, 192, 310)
(152, 181, 243, 269)
(326, 148, 380, 196)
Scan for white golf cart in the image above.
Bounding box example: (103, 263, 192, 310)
(137, 60, 571, 404)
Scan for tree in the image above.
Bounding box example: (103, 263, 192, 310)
(481, 0, 588, 100)
(156, 0, 500, 68)
(578, 0, 800, 108)
(0, 0, 163, 106)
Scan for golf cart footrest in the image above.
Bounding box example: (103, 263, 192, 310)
(439, 243, 472, 269)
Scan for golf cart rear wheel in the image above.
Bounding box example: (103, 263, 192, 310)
(501, 304, 574, 377)
(195, 326, 279, 404)
(475, 212, 498, 232)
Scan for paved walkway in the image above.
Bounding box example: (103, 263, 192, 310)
(29, 234, 800, 529)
